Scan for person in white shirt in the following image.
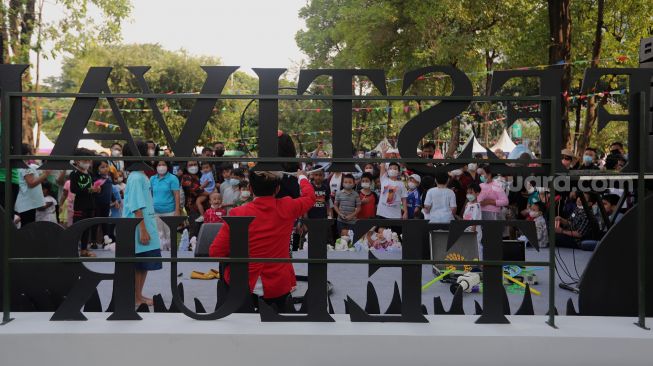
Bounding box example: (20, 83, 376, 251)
(35, 181, 58, 223)
(462, 183, 483, 251)
(423, 172, 457, 223)
(376, 161, 408, 219)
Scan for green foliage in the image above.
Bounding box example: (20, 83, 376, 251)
(42, 44, 259, 149)
(296, 0, 653, 153)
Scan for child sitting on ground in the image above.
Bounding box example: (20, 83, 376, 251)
(195, 162, 216, 220)
(35, 181, 58, 223)
(334, 228, 353, 251)
(361, 226, 401, 251)
(203, 192, 227, 224)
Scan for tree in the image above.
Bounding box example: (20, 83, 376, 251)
(41, 44, 260, 149)
(296, 0, 652, 156)
(296, 0, 544, 152)
(1, 0, 131, 143)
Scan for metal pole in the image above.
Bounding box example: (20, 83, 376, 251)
(636, 92, 649, 329)
(2, 92, 13, 324)
(546, 100, 557, 328)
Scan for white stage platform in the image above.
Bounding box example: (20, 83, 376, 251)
(1, 313, 652, 366)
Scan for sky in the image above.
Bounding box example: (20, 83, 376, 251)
(34, 0, 308, 80)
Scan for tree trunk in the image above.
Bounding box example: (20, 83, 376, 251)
(446, 118, 460, 157)
(385, 100, 392, 137)
(548, 0, 572, 148)
(354, 82, 363, 149)
(576, 0, 604, 156)
(573, 98, 581, 151)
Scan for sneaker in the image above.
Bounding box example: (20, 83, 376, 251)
(103, 235, 113, 245)
(104, 243, 116, 252)
(195, 216, 204, 223)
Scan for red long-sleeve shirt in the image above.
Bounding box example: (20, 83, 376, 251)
(209, 177, 315, 299)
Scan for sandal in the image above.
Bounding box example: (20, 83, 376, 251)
(80, 250, 97, 257)
(191, 270, 216, 280)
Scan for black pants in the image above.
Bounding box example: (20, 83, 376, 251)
(555, 233, 581, 249)
(0, 181, 19, 211)
(18, 209, 36, 226)
(73, 208, 94, 250)
(218, 280, 291, 313)
(92, 203, 111, 243)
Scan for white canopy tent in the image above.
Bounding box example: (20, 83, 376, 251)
(78, 129, 110, 154)
(490, 129, 517, 154)
(461, 135, 487, 154)
(33, 125, 55, 154)
(34, 125, 109, 154)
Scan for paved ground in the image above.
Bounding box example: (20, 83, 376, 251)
(87, 245, 590, 315)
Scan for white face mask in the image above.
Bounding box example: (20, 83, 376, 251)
(364, 168, 374, 174)
(340, 236, 349, 242)
(78, 162, 91, 170)
(526, 186, 535, 194)
(240, 191, 251, 199)
(358, 153, 365, 159)
(408, 182, 417, 190)
(187, 166, 199, 174)
(468, 163, 477, 171)
(148, 149, 156, 157)
(387, 169, 399, 178)
(116, 177, 124, 183)
(157, 165, 168, 175)
(111, 149, 122, 157)
(343, 183, 354, 190)
(361, 182, 371, 189)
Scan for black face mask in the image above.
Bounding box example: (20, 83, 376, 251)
(215, 149, 225, 157)
(610, 149, 621, 155)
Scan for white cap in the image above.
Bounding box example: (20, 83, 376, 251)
(409, 174, 421, 183)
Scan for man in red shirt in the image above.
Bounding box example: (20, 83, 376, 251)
(209, 169, 315, 309)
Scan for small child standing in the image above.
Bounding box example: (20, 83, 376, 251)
(195, 162, 216, 219)
(203, 192, 227, 224)
(70, 149, 101, 257)
(36, 181, 58, 223)
(357, 173, 377, 219)
(334, 174, 361, 233)
(219, 165, 241, 210)
(423, 172, 457, 223)
(529, 201, 549, 248)
(406, 173, 422, 219)
(463, 184, 483, 250)
(234, 181, 253, 207)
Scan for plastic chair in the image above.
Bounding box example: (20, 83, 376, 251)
(194, 223, 223, 257)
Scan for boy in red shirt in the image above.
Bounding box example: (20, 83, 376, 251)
(357, 172, 378, 219)
(209, 169, 315, 310)
(203, 192, 227, 223)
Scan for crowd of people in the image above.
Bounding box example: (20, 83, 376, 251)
(0, 134, 632, 304)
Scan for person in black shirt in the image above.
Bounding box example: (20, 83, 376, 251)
(70, 148, 100, 257)
(307, 166, 331, 219)
(92, 160, 114, 248)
